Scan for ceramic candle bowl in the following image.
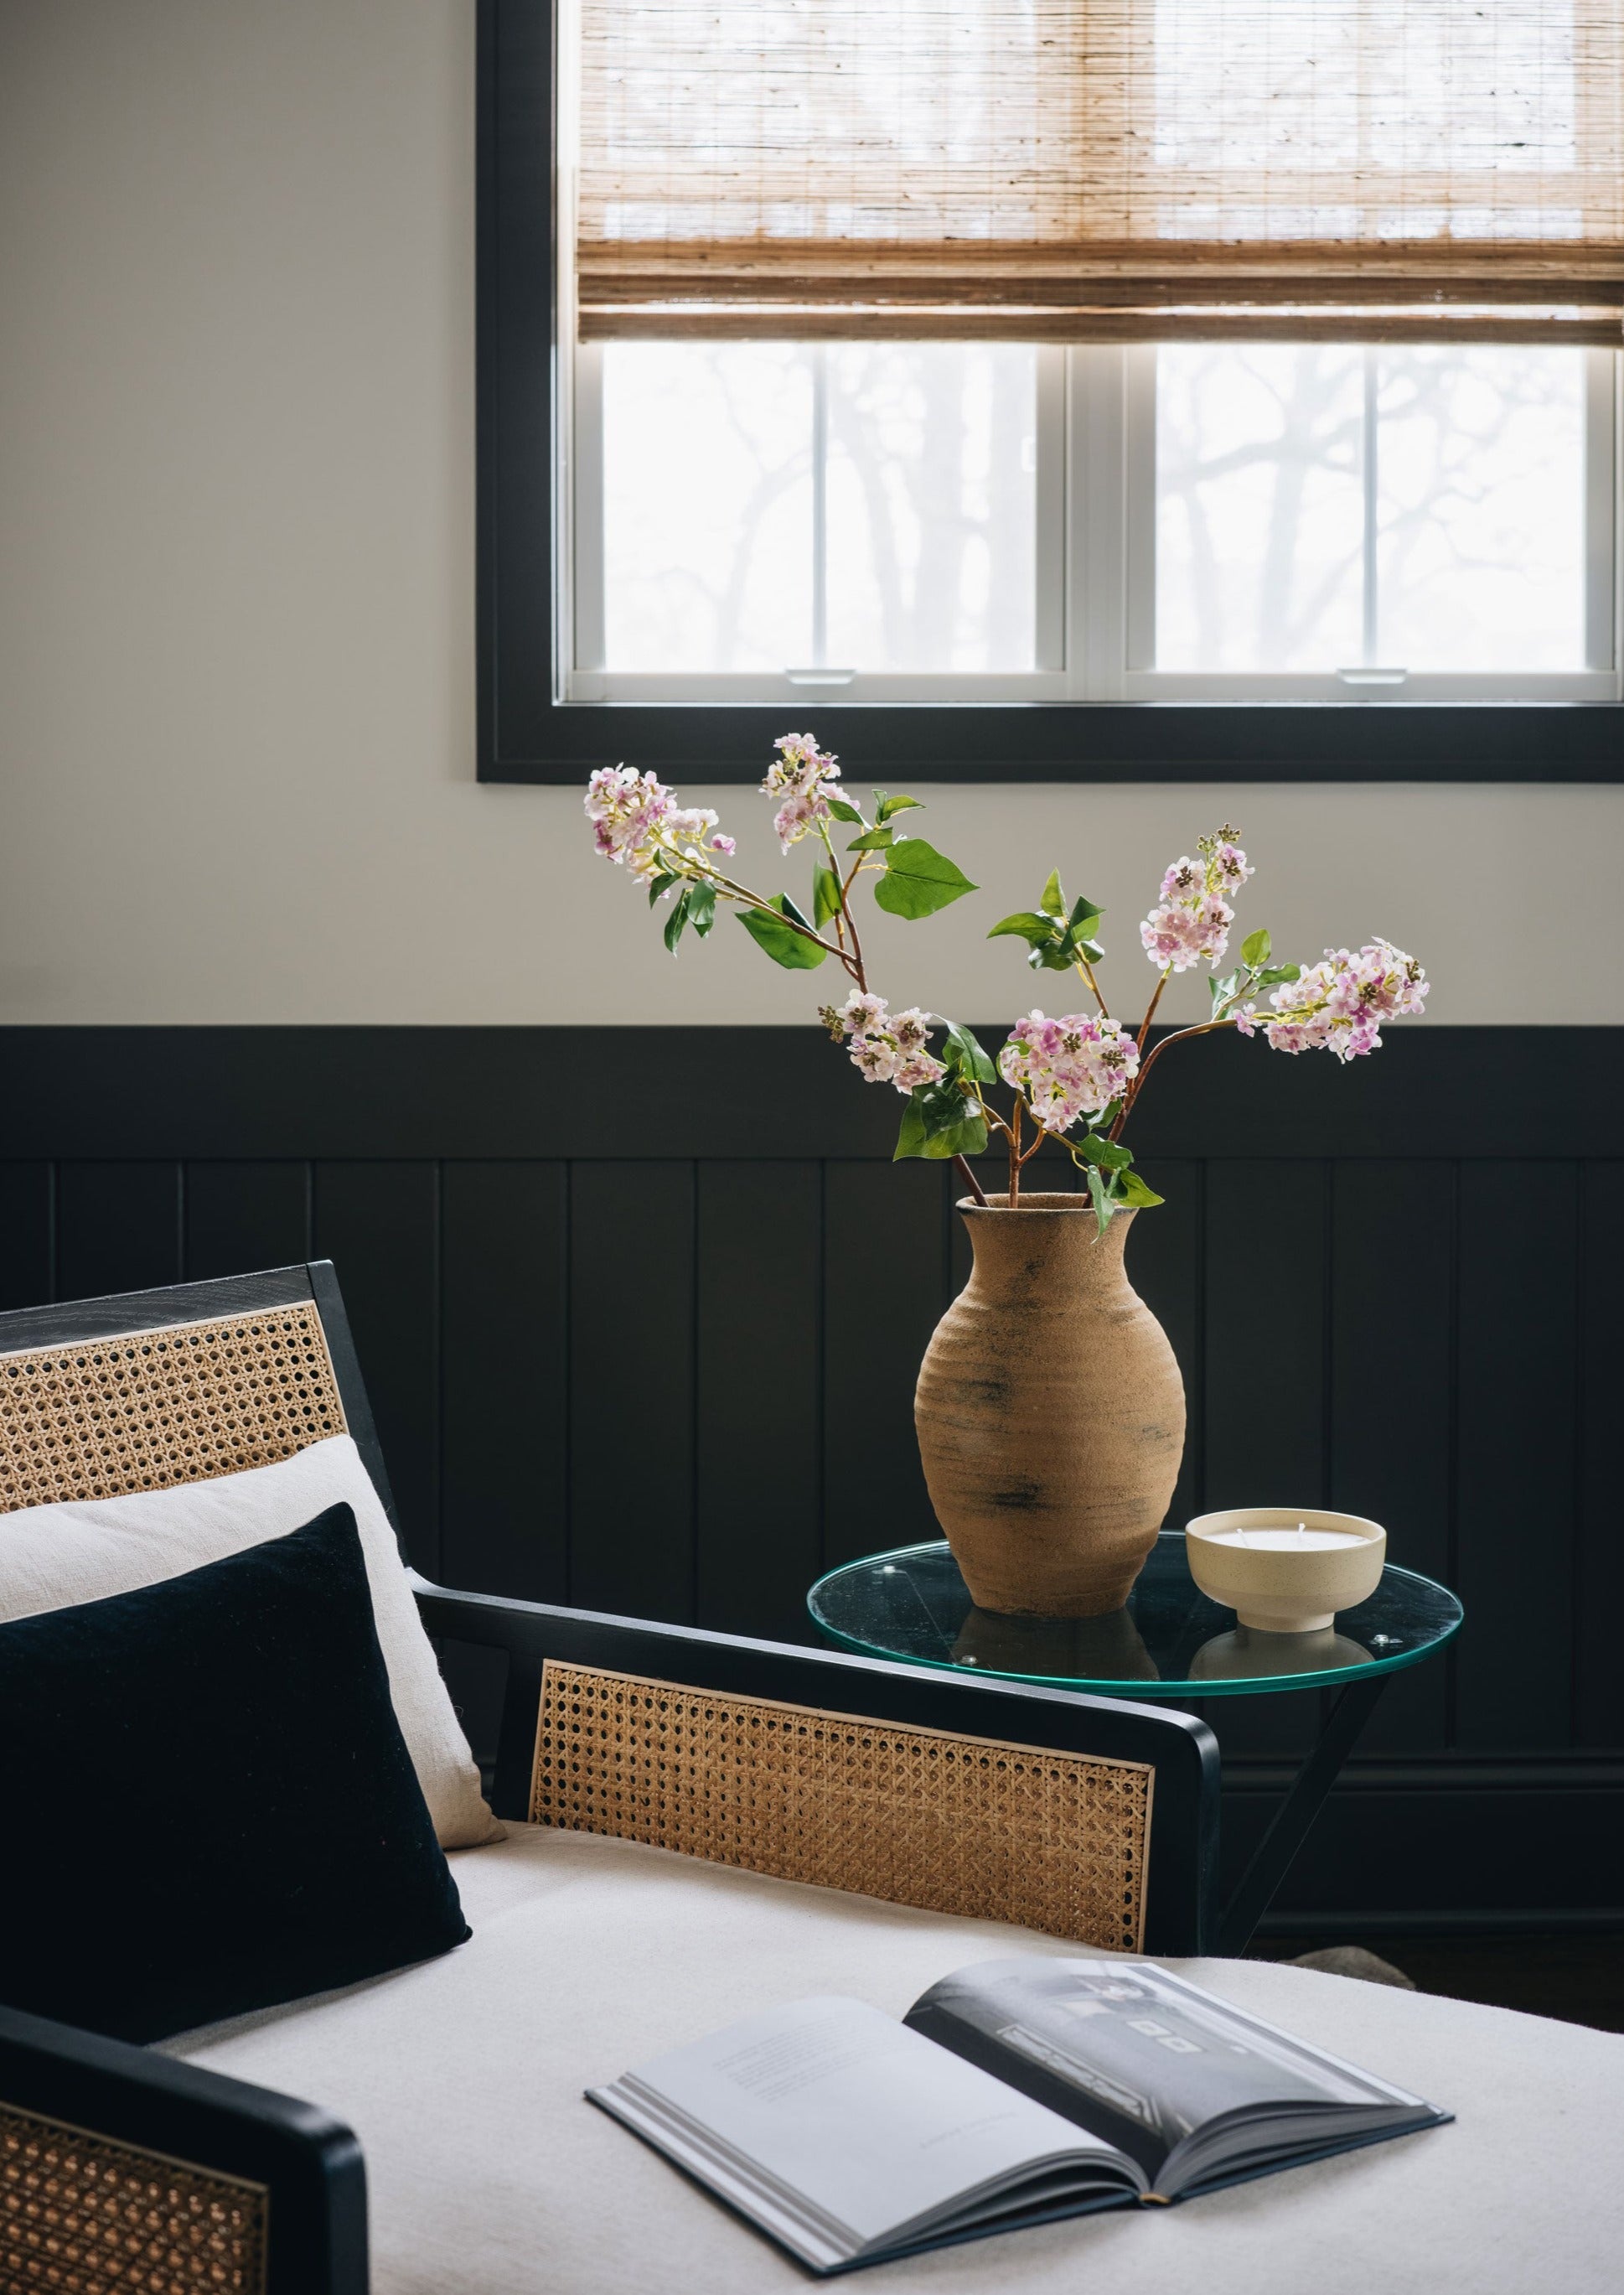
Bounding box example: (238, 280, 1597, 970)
(1184, 1506, 1386, 1633)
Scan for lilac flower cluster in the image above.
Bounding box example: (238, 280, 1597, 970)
(829, 992, 948, 1093)
(762, 733, 841, 853)
(1237, 940, 1430, 1061)
(997, 1010, 1141, 1133)
(584, 765, 735, 881)
(1139, 829, 1254, 972)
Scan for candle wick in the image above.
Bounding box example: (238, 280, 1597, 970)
(1297, 1522, 1306, 1543)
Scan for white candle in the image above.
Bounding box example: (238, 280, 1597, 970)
(1204, 1527, 1368, 1551)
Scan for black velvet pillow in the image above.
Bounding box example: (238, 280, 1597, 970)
(0, 1501, 470, 2042)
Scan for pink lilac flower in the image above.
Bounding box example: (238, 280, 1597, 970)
(583, 766, 728, 882)
(1259, 941, 1429, 1061)
(831, 992, 948, 1095)
(762, 733, 841, 852)
(1140, 826, 1251, 972)
(895, 1049, 948, 1091)
(998, 1011, 1140, 1133)
(709, 833, 736, 857)
(836, 990, 887, 1036)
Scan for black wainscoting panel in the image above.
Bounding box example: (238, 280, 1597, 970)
(1, 1024, 1620, 1923)
(696, 1161, 824, 1641)
(1575, 1163, 1624, 1750)
(56, 1163, 182, 1303)
(441, 1162, 569, 1603)
(569, 1159, 696, 1620)
(184, 1162, 310, 1282)
(313, 1162, 442, 1577)
(1454, 1161, 1580, 1754)
(823, 1162, 949, 1572)
(1330, 1163, 1453, 1758)
(1200, 1161, 1326, 1762)
(0, 1164, 52, 1311)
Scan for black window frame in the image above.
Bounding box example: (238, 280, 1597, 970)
(477, 0, 1622, 786)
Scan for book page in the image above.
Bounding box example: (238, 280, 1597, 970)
(593, 1994, 1132, 2251)
(907, 1961, 1431, 2181)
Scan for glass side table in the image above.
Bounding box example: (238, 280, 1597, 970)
(808, 1531, 1463, 1954)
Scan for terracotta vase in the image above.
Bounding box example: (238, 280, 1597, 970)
(914, 1193, 1186, 1618)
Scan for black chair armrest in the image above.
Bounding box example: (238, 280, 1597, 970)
(0, 2002, 366, 2295)
(412, 1576, 1220, 1956)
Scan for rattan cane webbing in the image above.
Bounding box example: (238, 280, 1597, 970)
(532, 1662, 1153, 1950)
(0, 1303, 348, 1515)
(0, 2102, 266, 2294)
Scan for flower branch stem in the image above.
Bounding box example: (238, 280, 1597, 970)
(1111, 1016, 1238, 1138)
(1135, 966, 1171, 1060)
(1076, 956, 1110, 1019)
(954, 1154, 990, 1208)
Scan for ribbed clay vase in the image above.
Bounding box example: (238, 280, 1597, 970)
(914, 1194, 1185, 1618)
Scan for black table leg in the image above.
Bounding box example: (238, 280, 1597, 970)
(1218, 1674, 1389, 1956)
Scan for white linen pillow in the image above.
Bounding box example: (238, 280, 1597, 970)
(0, 1434, 502, 1850)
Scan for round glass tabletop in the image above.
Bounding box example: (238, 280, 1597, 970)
(807, 1531, 1463, 1698)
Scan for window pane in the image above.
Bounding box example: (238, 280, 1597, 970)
(1374, 348, 1586, 671)
(1154, 342, 1591, 675)
(1154, 345, 1366, 671)
(824, 345, 1037, 672)
(601, 344, 813, 673)
(597, 341, 1037, 675)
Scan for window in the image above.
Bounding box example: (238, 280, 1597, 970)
(564, 340, 1618, 702)
(478, 0, 1624, 778)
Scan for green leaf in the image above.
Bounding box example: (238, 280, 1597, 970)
(846, 826, 894, 852)
(1039, 869, 1067, 918)
(825, 797, 865, 826)
(736, 894, 829, 970)
(1078, 1132, 1133, 1170)
(939, 1019, 996, 1085)
(1115, 1169, 1166, 1209)
(1068, 894, 1104, 930)
(1208, 970, 1239, 1011)
(1084, 1165, 1115, 1236)
(1032, 940, 1080, 972)
(987, 910, 1058, 947)
(686, 882, 717, 939)
(1260, 961, 1302, 985)
(1241, 928, 1272, 970)
(811, 861, 843, 928)
(873, 838, 979, 920)
(1074, 937, 1106, 964)
(647, 871, 679, 908)
(877, 793, 924, 822)
(894, 1082, 988, 1163)
(662, 887, 691, 954)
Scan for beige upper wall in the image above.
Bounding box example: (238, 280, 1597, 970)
(2, 0, 1618, 1028)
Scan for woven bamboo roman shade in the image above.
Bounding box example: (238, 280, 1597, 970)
(574, 1, 1624, 342)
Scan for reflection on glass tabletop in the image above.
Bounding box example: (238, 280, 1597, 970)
(807, 1531, 1463, 1698)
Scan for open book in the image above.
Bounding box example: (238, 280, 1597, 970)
(588, 1957, 1449, 2275)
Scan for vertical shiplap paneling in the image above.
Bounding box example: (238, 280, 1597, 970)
(1330, 1162, 1455, 1756)
(1202, 1159, 1329, 1759)
(1125, 1158, 1203, 1529)
(1575, 1162, 1624, 1748)
(55, 1163, 182, 1302)
(569, 1159, 696, 1620)
(441, 1162, 568, 1603)
(313, 1161, 442, 1576)
(183, 1162, 310, 1280)
(0, 1165, 54, 1308)
(696, 1161, 822, 1641)
(822, 1160, 949, 1572)
(1454, 1160, 1579, 1752)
